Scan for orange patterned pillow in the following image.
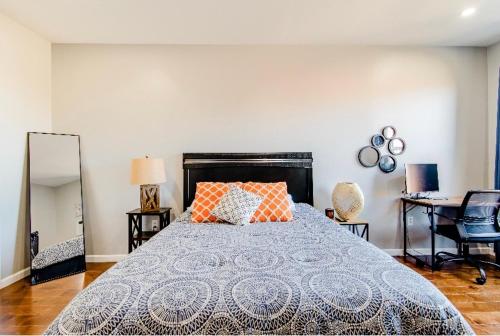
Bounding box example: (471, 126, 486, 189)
(242, 182, 293, 222)
(191, 182, 242, 222)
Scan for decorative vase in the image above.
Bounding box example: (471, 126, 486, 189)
(332, 182, 364, 221)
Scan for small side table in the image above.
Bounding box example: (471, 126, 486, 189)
(127, 207, 171, 252)
(325, 208, 369, 241)
(338, 219, 369, 241)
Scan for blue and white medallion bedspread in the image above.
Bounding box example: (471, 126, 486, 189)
(45, 204, 472, 335)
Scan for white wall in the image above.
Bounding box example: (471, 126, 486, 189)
(52, 45, 488, 255)
(30, 184, 58, 249)
(55, 180, 83, 240)
(0, 12, 51, 282)
(487, 42, 500, 187)
(31, 181, 82, 251)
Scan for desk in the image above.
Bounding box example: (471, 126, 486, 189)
(402, 197, 463, 271)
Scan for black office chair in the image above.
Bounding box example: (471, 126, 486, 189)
(435, 190, 500, 285)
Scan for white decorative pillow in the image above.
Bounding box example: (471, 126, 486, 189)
(287, 194, 296, 212)
(210, 185, 263, 225)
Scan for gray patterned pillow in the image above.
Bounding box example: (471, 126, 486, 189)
(210, 185, 263, 225)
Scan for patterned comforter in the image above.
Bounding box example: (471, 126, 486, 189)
(45, 204, 472, 335)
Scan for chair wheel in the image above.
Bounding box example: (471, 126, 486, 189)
(476, 277, 486, 285)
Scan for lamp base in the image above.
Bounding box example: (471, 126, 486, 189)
(140, 184, 160, 212)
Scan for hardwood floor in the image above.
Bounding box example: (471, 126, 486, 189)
(396, 256, 500, 335)
(0, 263, 114, 335)
(0, 259, 498, 335)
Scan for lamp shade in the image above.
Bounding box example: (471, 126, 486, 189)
(130, 157, 166, 185)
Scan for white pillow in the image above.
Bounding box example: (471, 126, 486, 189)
(288, 194, 296, 212)
(211, 185, 263, 225)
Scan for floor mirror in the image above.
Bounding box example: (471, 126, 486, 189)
(28, 132, 86, 285)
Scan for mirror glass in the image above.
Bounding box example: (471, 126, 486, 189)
(388, 138, 406, 155)
(28, 133, 85, 285)
(379, 155, 397, 173)
(371, 134, 385, 147)
(382, 126, 396, 139)
(358, 146, 380, 167)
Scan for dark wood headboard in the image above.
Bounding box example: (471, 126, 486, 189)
(183, 152, 313, 210)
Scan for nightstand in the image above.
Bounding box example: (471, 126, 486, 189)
(127, 207, 171, 252)
(325, 208, 369, 241)
(338, 219, 369, 241)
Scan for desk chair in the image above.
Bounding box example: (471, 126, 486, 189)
(435, 190, 500, 285)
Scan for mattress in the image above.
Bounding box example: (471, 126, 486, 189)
(45, 204, 472, 335)
(32, 234, 84, 270)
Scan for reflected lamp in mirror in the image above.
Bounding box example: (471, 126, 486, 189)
(130, 156, 166, 212)
(358, 146, 380, 167)
(388, 138, 406, 155)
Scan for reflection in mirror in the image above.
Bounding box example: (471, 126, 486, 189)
(28, 133, 85, 285)
(379, 155, 397, 173)
(382, 126, 396, 139)
(388, 138, 406, 155)
(371, 134, 385, 147)
(358, 146, 380, 167)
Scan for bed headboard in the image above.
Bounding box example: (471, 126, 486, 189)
(183, 152, 313, 210)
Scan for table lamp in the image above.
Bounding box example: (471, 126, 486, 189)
(130, 156, 166, 212)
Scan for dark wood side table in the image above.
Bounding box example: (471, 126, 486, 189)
(127, 207, 171, 253)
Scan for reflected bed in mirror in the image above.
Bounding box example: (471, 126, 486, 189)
(28, 132, 85, 285)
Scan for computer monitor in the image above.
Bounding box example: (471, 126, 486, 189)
(405, 164, 439, 194)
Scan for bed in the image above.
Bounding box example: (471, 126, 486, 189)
(45, 153, 473, 335)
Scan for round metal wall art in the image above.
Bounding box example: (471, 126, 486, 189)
(371, 134, 385, 148)
(382, 126, 396, 139)
(358, 126, 406, 173)
(388, 138, 406, 156)
(358, 146, 381, 168)
(379, 155, 397, 173)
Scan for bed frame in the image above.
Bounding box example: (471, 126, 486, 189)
(183, 152, 313, 210)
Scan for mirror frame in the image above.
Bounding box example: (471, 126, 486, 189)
(27, 132, 86, 285)
(358, 145, 381, 168)
(370, 134, 385, 148)
(378, 155, 397, 173)
(382, 125, 397, 139)
(388, 137, 406, 155)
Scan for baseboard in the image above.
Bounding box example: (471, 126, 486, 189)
(85, 254, 126, 262)
(383, 247, 493, 257)
(0, 267, 30, 289)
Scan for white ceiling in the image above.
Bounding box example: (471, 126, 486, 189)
(1, 0, 500, 46)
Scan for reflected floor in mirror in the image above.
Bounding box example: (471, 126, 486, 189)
(0, 260, 499, 335)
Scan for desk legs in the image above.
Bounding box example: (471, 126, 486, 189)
(430, 205, 436, 271)
(403, 201, 438, 271)
(496, 241, 500, 264)
(403, 201, 407, 260)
